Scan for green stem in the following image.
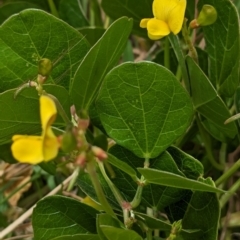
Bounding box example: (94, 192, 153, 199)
(219, 143, 227, 165)
(220, 178, 240, 208)
(181, 19, 198, 63)
(164, 37, 170, 70)
(86, 156, 116, 218)
(47, 0, 59, 18)
(123, 208, 130, 226)
(67, 167, 80, 191)
(196, 115, 224, 171)
(130, 176, 144, 208)
(146, 230, 153, 240)
(168, 34, 190, 93)
(47, 93, 71, 125)
(215, 159, 240, 186)
(98, 161, 124, 206)
(175, 64, 182, 81)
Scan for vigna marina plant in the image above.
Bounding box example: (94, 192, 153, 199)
(0, 0, 240, 240)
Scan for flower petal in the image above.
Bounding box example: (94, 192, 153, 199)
(11, 135, 43, 164)
(140, 18, 151, 28)
(152, 0, 186, 34)
(153, 0, 179, 20)
(147, 18, 170, 40)
(40, 95, 57, 131)
(167, 0, 186, 34)
(43, 127, 59, 161)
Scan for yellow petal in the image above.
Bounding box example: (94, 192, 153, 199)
(152, 0, 186, 34)
(42, 127, 59, 161)
(140, 18, 151, 28)
(147, 18, 170, 40)
(153, 0, 178, 20)
(11, 135, 44, 164)
(40, 95, 57, 131)
(167, 0, 186, 34)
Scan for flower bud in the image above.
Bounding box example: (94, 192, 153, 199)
(75, 152, 86, 168)
(91, 146, 108, 160)
(61, 128, 77, 153)
(197, 5, 217, 27)
(38, 58, 53, 76)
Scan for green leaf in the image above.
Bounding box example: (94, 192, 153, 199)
(0, 143, 17, 163)
(79, 27, 105, 46)
(32, 196, 98, 240)
(138, 168, 225, 193)
(109, 145, 189, 210)
(167, 146, 204, 179)
(0, 2, 43, 24)
(0, 85, 71, 145)
(70, 17, 133, 111)
(107, 153, 138, 182)
(135, 212, 199, 236)
(153, 47, 208, 77)
(168, 34, 190, 93)
(100, 226, 143, 240)
(122, 40, 134, 62)
(153, 48, 178, 75)
(134, 212, 172, 231)
(235, 86, 240, 126)
(59, 0, 89, 28)
(51, 235, 100, 240)
(97, 214, 123, 240)
(101, 0, 152, 37)
(186, 56, 238, 141)
(96, 62, 193, 159)
(0, 9, 89, 91)
(198, 0, 240, 97)
(165, 191, 193, 222)
(77, 169, 120, 210)
(38, 161, 56, 175)
(3, 0, 48, 9)
(181, 191, 220, 240)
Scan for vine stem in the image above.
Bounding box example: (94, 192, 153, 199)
(98, 161, 124, 206)
(47, 0, 59, 18)
(130, 176, 144, 208)
(216, 159, 240, 186)
(86, 155, 116, 219)
(164, 37, 170, 70)
(181, 18, 198, 63)
(220, 178, 240, 208)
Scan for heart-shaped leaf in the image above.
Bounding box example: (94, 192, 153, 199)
(96, 62, 193, 159)
(0, 9, 89, 91)
(32, 196, 98, 240)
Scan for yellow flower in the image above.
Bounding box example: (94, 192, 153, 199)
(140, 0, 186, 40)
(11, 95, 59, 164)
